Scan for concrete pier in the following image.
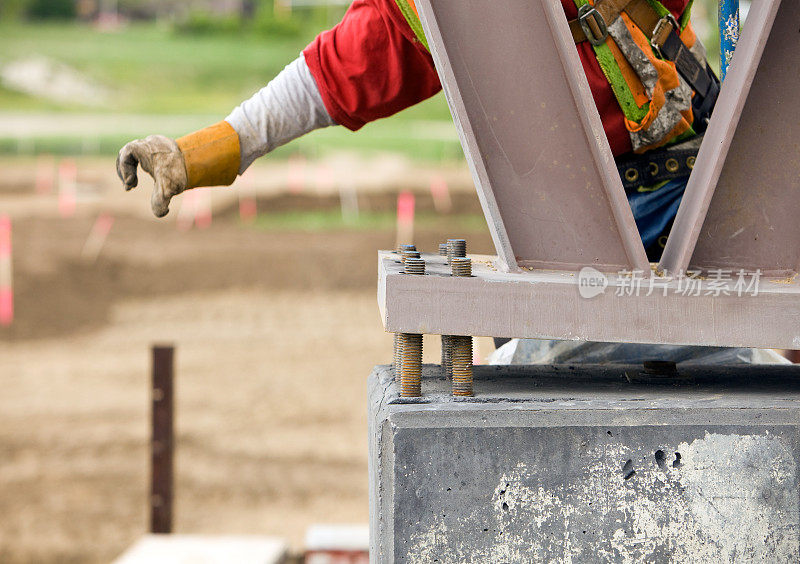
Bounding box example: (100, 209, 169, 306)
(368, 363, 800, 562)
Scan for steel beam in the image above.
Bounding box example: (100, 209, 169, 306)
(415, 0, 648, 273)
(378, 252, 800, 349)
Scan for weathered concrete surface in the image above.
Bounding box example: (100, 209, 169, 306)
(368, 364, 800, 563)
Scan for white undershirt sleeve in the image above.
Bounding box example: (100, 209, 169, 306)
(225, 53, 336, 174)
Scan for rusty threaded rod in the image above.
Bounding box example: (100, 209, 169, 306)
(441, 334, 454, 379)
(451, 335, 473, 397)
(393, 333, 402, 379)
(442, 255, 470, 381)
(396, 254, 424, 391)
(404, 257, 426, 275)
(401, 249, 421, 264)
(450, 256, 472, 277)
(399, 333, 423, 397)
(446, 239, 466, 265)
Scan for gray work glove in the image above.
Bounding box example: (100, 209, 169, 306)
(116, 135, 188, 218)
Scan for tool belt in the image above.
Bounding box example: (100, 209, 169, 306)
(569, 0, 720, 132)
(616, 135, 702, 191)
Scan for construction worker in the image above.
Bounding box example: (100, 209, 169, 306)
(118, 0, 718, 261)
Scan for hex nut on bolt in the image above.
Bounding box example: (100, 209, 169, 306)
(401, 249, 421, 264)
(404, 257, 426, 275)
(451, 257, 472, 277)
(446, 239, 467, 265)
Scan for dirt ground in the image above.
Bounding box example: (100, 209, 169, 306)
(0, 156, 496, 562)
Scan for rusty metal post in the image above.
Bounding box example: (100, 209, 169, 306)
(151, 344, 174, 534)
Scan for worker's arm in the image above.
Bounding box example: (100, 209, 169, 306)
(116, 55, 334, 217)
(117, 0, 440, 217)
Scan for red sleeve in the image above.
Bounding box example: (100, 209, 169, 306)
(302, 0, 442, 131)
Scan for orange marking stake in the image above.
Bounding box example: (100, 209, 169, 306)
(58, 159, 77, 218)
(81, 213, 115, 263)
(176, 191, 197, 232)
(288, 154, 307, 194)
(316, 164, 335, 193)
(340, 185, 360, 224)
(195, 189, 213, 230)
(35, 154, 55, 195)
(0, 215, 13, 327)
(238, 171, 257, 224)
(430, 174, 452, 214)
(396, 190, 415, 247)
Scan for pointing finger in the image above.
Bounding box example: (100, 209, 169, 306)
(117, 141, 145, 191)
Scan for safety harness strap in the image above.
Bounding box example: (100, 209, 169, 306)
(394, 0, 429, 50)
(616, 135, 702, 190)
(659, 31, 715, 100)
(569, 0, 719, 129)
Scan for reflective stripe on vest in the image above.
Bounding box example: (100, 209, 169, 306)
(574, 0, 699, 153)
(395, 0, 430, 50)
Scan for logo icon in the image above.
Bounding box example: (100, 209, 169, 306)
(578, 267, 608, 299)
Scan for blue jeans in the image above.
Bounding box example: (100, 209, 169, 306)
(626, 176, 689, 256)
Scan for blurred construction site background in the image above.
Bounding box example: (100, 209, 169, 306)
(0, 1, 733, 561)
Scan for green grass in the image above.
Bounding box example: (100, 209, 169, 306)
(0, 21, 460, 161)
(0, 21, 459, 162)
(0, 21, 319, 114)
(250, 210, 488, 232)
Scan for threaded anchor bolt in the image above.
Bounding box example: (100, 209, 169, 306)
(451, 335, 473, 397)
(438, 243, 448, 257)
(404, 257, 425, 275)
(393, 333, 402, 379)
(443, 254, 470, 382)
(398, 244, 416, 254)
(446, 239, 466, 265)
(441, 334, 454, 379)
(400, 333, 423, 397)
(451, 257, 472, 277)
(401, 249, 420, 263)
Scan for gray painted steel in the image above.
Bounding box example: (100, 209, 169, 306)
(378, 252, 800, 348)
(416, 0, 798, 279)
(659, 0, 800, 276)
(369, 363, 800, 562)
(414, 0, 648, 273)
